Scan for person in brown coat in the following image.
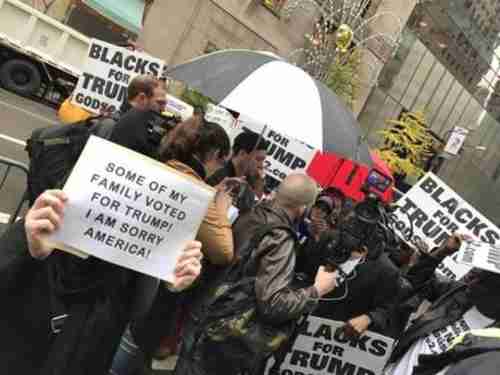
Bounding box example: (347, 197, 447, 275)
(112, 116, 235, 373)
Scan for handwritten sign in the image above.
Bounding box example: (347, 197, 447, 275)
(265, 316, 394, 375)
(390, 173, 500, 281)
(47, 136, 214, 282)
(72, 39, 165, 114)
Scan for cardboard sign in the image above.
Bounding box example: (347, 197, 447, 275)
(390, 173, 500, 281)
(265, 316, 394, 375)
(444, 127, 469, 156)
(456, 240, 500, 275)
(72, 39, 165, 114)
(47, 136, 214, 282)
(206, 104, 317, 182)
(165, 94, 194, 120)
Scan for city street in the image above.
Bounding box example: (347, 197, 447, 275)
(0, 88, 58, 228)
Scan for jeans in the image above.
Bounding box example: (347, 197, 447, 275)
(109, 326, 145, 375)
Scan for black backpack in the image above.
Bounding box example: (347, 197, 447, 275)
(25, 116, 117, 205)
(194, 224, 299, 374)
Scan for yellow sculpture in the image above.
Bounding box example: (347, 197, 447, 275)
(335, 24, 354, 53)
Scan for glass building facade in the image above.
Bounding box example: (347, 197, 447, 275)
(359, 23, 500, 223)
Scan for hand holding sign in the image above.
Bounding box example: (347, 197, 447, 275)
(25, 190, 68, 259)
(344, 314, 372, 338)
(169, 240, 203, 292)
(47, 136, 215, 282)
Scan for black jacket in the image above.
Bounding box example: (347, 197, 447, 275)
(413, 330, 500, 375)
(298, 239, 400, 336)
(388, 252, 473, 364)
(0, 221, 135, 375)
(206, 161, 256, 215)
(109, 109, 158, 159)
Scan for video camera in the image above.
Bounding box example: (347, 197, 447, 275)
(316, 192, 385, 269)
(146, 111, 181, 148)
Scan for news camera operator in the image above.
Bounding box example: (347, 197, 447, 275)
(295, 193, 400, 337)
(109, 75, 170, 159)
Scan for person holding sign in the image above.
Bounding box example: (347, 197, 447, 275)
(0, 189, 203, 375)
(297, 194, 401, 338)
(110, 117, 235, 373)
(385, 234, 500, 375)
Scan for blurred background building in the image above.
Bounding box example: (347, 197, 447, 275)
(358, 0, 500, 222)
(16, 0, 500, 221)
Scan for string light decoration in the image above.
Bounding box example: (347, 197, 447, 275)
(283, 0, 403, 87)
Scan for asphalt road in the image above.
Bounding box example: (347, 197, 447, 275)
(0, 88, 58, 227)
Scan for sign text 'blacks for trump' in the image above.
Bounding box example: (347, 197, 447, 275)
(48, 136, 213, 282)
(265, 316, 394, 375)
(390, 173, 500, 280)
(72, 39, 165, 114)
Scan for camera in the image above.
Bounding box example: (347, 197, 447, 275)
(310, 192, 386, 270)
(147, 111, 181, 148)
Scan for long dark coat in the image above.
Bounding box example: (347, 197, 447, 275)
(0, 221, 135, 375)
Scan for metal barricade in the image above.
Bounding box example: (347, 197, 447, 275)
(0, 155, 29, 227)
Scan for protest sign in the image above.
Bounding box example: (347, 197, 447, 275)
(165, 94, 194, 120)
(265, 316, 394, 375)
(456, 240, 500, 275)
(444, 127, 469, 156)
(390, 173, 500, 280)
(47, 136, 214, 282)
(72, 39, 165, 114)
(238, 114, 316, 181)
(205, 103, 237, 134)
(207, 104, 317, 182)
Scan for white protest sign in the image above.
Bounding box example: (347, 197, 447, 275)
(72, 39, 165, 114)
(208, 105, 317, 182)
(165, 94, 194, 120)
(205, 103, 237, 134)
(390, 173, 500, 281)
(47, 136, 214, 282)
(239, 114, 317, 181)
(444, 127, 469, 156)
(265, 316, 394, 375)
(456, 240, 500, 275)
(423, 306, 494, 355)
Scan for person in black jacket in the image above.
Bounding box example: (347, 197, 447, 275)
(115, 75, 167, 116)
(384, 234, 500, 375)
(109, 76, 167, 158)
(206, 130, 267, 215)
(300, 234, 400, 337)
(411, 328, 500, 375)
(0, 189, 203, 375)
(296, 196, 400, 338)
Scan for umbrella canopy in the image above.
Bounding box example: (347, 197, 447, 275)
(166, 49, 372, 166)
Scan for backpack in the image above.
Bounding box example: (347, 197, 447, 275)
(195, 224, 299, 373)
(25, 116, 117, 205)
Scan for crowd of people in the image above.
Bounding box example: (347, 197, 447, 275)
(0, 74, 499, 375)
